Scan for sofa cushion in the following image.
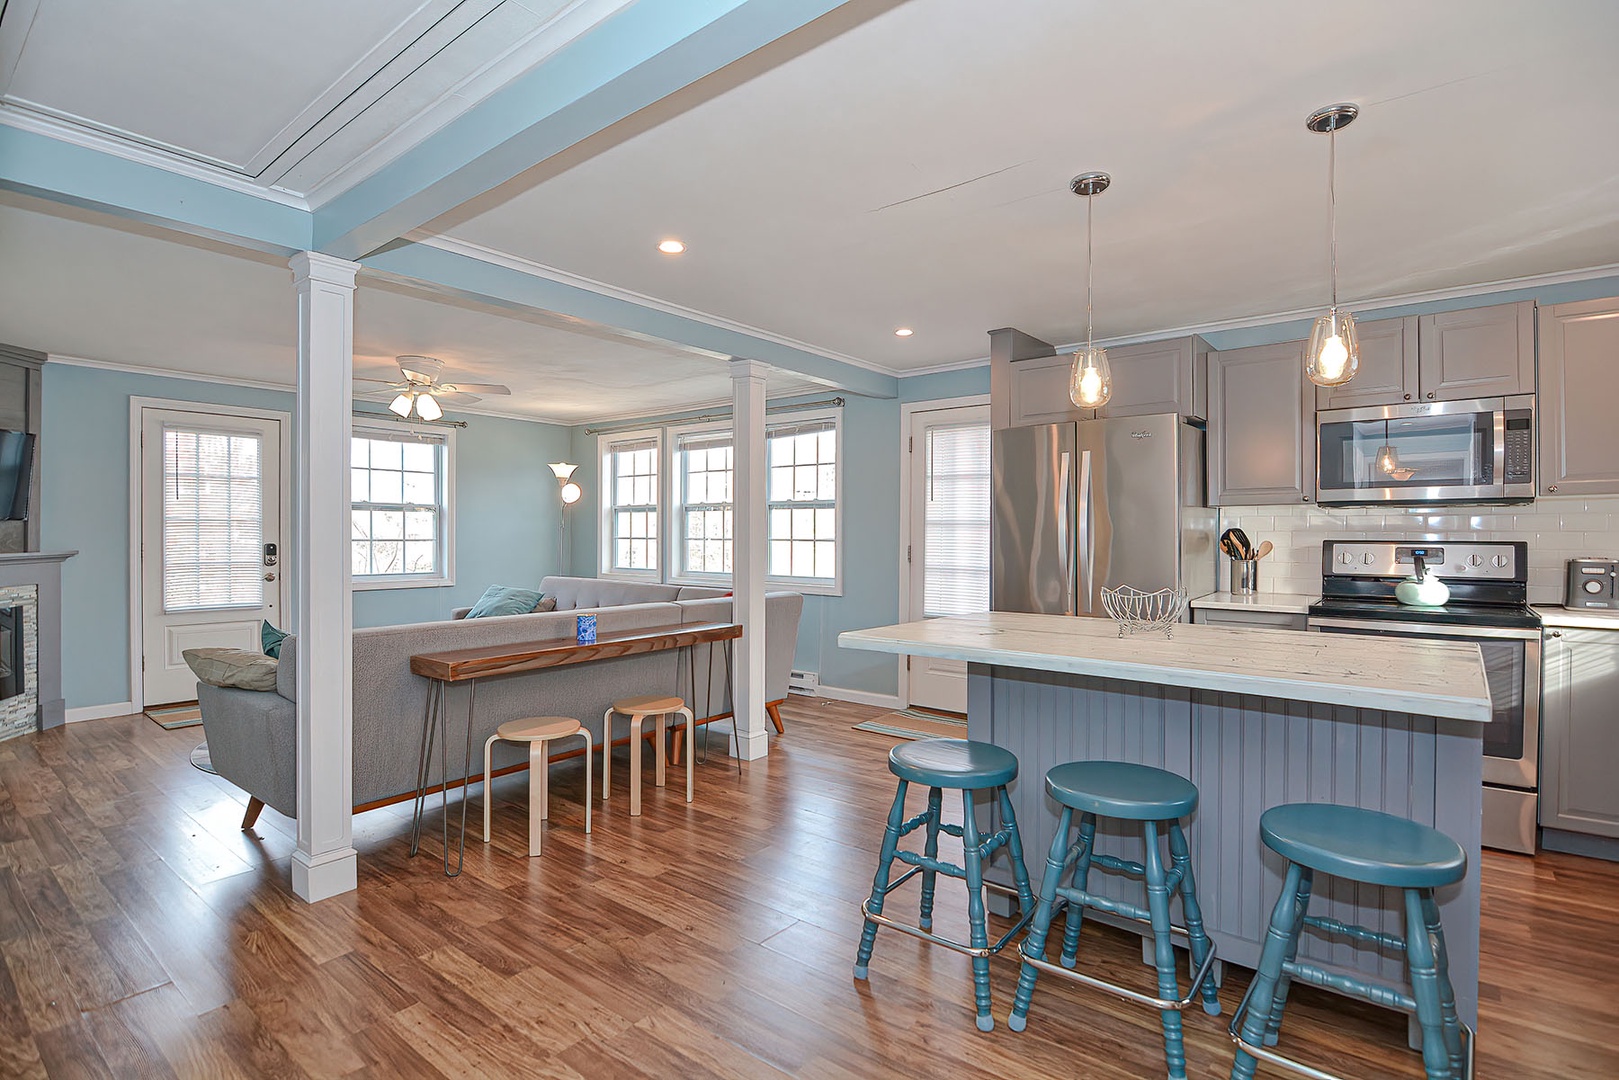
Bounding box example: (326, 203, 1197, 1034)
(183, 647, 279, 692)
(466, 585, 546, 618)
(539, 576, 683, 610)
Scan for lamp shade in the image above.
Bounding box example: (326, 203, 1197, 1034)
(548, 462, 578, 482)
(1306, 309, 1359, 387)
(560, 481, 583, 505)
(1068, 346, 1112, 408)
(414, 393, 443, 421)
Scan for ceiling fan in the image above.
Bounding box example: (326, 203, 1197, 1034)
(354, 355, 510, 421)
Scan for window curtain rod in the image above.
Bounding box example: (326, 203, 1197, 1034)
(351, 411, 468, 429)
(585, 396, 844, 437)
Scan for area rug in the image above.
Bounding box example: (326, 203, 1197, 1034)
(852, 707, 968, 741)
(189, 742, 215, 774)
(146, 702, 203, 730)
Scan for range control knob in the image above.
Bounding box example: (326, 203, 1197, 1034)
(1363, 553, 1375, 565)
(1586, 579, 1606, 595)
(1491, 554, 1509, 568)
(1339, 551, 1353, 565)
(1468, 555, 1483, 567)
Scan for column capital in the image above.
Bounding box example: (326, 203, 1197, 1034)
(290, 251, 360, 289)
(729, 358, 769, 382)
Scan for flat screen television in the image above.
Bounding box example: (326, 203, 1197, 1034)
(0, 431, 36, 521)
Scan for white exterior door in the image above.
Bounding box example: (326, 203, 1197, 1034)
(140, 408, 285, 706)
(906, 404, 991, 713)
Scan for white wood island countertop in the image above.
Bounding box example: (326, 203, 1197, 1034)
(839, 612, 1492, 723)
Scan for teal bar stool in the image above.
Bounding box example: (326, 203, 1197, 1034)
(1228, 803, 1471, 1080)
(1009, 761, 1220, 1080)
(853, 738, 1036, 1032)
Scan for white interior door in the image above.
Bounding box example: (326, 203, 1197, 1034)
(140, 408, 285, 706)
(906, 404, 991, 713)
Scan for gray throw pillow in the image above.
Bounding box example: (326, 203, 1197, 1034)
(183, 647, 279, 692)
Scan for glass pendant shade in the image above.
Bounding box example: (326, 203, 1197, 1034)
(1306, 308, 1359, 387)
(1069, 346, 1112, 408)
(388, 392, 414, 417)
(414, 393, 443, 421)
(1376, 443, 1399, 475)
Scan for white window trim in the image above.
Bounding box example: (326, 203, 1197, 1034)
(597, 427, 663, 582)
(763, 405, 843, 596)
(665, 418, 733, 589)
(350, 419, 456, 591)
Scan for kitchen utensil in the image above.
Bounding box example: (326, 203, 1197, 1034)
(1231, 559, 1259, 595)
(1254, 540, 1274, 560)
(1229, 527, 1253, 560)
(1219, 529, 1250, 561)
(1100, 584, 1188, 639)
(1394, 555, 1449, 607)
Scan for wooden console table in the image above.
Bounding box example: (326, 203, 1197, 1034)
(408, 621, 743, 875)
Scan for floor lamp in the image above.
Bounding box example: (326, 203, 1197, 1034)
(548, 462, 582, 570)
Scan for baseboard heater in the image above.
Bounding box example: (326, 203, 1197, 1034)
(788, 669, 819, 695)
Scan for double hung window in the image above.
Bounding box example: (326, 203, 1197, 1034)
(602, 434, 660, 575)
(351, 425, 452, 588)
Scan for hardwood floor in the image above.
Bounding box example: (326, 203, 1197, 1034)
(1, 698, 1615, 1078)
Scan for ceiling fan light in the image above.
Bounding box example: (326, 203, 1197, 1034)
(388, 393, 414, 417)
(414, 393, 443, 422)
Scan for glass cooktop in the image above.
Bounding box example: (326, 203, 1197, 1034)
(1308, 597, 1542, 630)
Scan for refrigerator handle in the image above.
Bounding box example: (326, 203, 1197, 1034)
(1078, 448, 1093, 613)
(1056, 450, 1073, 612)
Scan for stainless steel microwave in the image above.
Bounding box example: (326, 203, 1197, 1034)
(1316, 395, 1535, 505)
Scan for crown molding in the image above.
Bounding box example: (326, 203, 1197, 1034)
(0, 109, 310, 211)
(891, 356, 992, 378)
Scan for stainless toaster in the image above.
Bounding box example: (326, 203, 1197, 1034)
(1566, 558, 1619, 610)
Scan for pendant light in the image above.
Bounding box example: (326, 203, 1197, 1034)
(1068, 172, 1112, 408)
(1304, 103, 1361, 387)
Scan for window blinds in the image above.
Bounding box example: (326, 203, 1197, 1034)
(922, 421, 991, 617)
(162, 427, 265, 612)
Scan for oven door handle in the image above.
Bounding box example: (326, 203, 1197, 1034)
(1307, 616, 1542, 641)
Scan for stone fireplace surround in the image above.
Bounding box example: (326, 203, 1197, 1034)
(0, 552, 72, 740)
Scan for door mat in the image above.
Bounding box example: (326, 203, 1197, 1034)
(146, 703, 203, 730)
(852, 708, 968, 741)
(189, 742, 215, 774)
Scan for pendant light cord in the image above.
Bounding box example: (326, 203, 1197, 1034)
(1328, 125, 1339, 312)
(1085, 191, 1095, 349)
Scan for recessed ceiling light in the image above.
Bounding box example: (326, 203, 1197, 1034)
(894, 327, 914, 337)
(658, 239, 686, 254)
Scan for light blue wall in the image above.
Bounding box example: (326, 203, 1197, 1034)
(41, 363, 570, 710)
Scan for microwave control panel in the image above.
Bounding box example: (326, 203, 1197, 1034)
(1504, 411, 1534, 484)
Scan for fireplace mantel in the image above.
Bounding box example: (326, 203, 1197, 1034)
(0, 550, 74, 738)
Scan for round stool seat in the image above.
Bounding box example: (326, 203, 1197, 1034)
(1044, 761, 1198, 821)
(1260, 803, 1465, 889)
(496, 716, 581, 742)
(888, 738, 1018, 789)
(611, 694, 685, 715)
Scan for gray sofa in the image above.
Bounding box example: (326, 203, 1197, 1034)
(198, 576, 804, 823)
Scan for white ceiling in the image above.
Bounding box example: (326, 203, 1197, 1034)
(0, 193, 819, 421)
(0, 0, 635, 197)
(437, 0, 1619, 370)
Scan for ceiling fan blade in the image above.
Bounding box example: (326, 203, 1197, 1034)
(440, 382, 510, 395)
(353, 378, 405, 387)
(433, 391, 482, 405)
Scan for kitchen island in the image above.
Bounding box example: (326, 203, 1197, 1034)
(839, 611, 1491, 1030)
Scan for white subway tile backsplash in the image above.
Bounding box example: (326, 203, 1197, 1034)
(1218, 499, 1619, 598)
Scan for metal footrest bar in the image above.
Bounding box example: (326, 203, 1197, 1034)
(1017, 926, 1218, 1013)
(860, 878, 1035, 960)
(1228, 978, 1475, 1080)
(873, 865, 924, 898)
(1301, 913, 1408, 952)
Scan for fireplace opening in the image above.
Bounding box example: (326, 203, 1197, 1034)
(0, 605, 24, 702)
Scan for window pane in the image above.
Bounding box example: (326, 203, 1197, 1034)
(371, 469, 402, 503)
(815, 507, 835, 540)
(373, 541, 402, 574)
(161, 427, 264, 612)
(351, 468, 369, 503)
(404, 541, 436, 573)
(405, 510, 435, 539)
(818, 464, 836, 500)
(792, 540, 814, 576)
(769, 466, 791, 502)
(403, 471, 434, 503)
(352, 510, 370, 540)
(815, 541, 835, 579)
(792, 507, 814, 540)
(351, 438, 369, 468)
(370, 439, 402, 469)
(402, 442, 434, 471)
(373, 510, 404, 539)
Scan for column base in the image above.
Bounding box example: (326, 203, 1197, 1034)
(291, 845, 358, 902)
(736, 727, 771, 761)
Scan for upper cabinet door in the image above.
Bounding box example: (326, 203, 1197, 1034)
(1008, 354, 1094, 426)
(1315, 316, 1418, 410)
(1207, 340, 1315, 506)
(1540, 297, 1619, 496)
(1096, 336, 1208, 420)
(1416, 301, 1536, 401)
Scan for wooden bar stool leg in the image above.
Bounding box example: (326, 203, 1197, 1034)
(678, 706, 694, 802)
(482, 734, 499, 843)
(527, 740, 545, 857)
(854, 779, 909, 981)
(1403, 888, 1456, 1080)
(601, 708, 614, 802)
(1230, 861, 1306, 1080)
(580, 729, 593, 834)
(1263, 867, 1313, 1045)
(1058, 812, 1097, 968)
(1421, 890, 1465, 1075)
(629, 714, 645, 817)
(1010, 806, 1074, 1031)
(654, 713, 667, 788)
(1142, 820, 1187, 1080)
(1169, 820, 1223, 1018)
(918, 786, 943, 932)
(959, 786, 995, 1032)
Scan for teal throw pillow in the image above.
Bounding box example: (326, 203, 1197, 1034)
(465, 585, 544, 619)
(261, 620, 289, 658)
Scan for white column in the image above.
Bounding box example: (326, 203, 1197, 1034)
(289, 252, 359, 901)
(730, 359, 770, 761)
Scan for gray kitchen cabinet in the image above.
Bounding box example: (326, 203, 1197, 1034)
(1315, 316, 1418, 410)
(1538, 296, 1619, 496)
(1540, 626, 1619, 839)
(1416, 300, 1535, 401)
(1095, 336, 1209, 420)
(1207, 340, 1315, 506)
(1007, 353, 1093, 427)
(1192, 608, 1307, 631)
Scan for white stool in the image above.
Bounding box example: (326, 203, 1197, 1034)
(602, 694, 694, 816)
(482, 716, 591, 856)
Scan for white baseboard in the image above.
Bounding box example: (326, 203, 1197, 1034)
(65, 701, 138, 723)
(809, 685, 904, 710)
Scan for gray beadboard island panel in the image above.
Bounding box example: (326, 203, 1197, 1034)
(963, 661, 1482, 1031)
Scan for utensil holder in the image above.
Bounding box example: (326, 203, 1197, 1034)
(1232, 559, 1259, 595)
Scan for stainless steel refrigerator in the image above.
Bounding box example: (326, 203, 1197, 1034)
(991, 413, 1215, 616)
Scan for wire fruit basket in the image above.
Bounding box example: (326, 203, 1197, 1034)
(1100, 585, 1188, 639)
